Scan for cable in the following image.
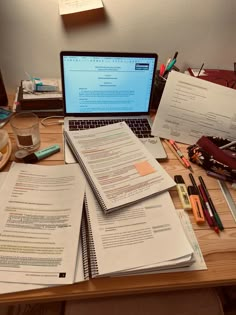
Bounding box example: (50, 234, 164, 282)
(40, 115, 64, 127)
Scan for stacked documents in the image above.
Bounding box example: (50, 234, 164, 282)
(64, 122, 175, 214)
(0, 163, 206, 295)
(81, 184, 195, 278)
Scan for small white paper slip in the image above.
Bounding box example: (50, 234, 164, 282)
(59, 0, 103, 15)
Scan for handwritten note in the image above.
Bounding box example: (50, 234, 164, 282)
(59, 0, 103, 15)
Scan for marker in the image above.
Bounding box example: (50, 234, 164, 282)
(187, 186, 205, 224)
(174, 175, 191, 210)
(163, 59, 176, 76)
(23, 144, 60, 163)
(159, 64, 166, 77)
(198, 184, 220, 235)
(198, 176, 224, 231)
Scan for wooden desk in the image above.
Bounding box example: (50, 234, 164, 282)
(1, 98, 236, 305)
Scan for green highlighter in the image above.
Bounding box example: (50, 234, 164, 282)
(23, 144, 60, 163)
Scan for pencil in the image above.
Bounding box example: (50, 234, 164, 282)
(164, 139, 186, 168)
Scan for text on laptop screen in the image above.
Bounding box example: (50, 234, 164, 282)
(62, 55, 156, 114)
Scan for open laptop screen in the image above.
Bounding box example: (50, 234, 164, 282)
(60, 52, 157, 116)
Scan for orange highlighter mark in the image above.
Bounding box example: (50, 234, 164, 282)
(134, 161, 156, 176)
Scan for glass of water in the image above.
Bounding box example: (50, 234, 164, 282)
(10, 112, 41, 152)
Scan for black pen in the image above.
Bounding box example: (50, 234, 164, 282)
(173, 51, 178, 60)
(197, 63, 204, 77)
(198, 176, 224, 231)
(189, 173, 219, 233)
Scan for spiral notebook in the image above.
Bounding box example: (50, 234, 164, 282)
(64, 122, 175, 214)
(82, 185, 194, 278)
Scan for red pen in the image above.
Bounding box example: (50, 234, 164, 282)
(198, 184, 219, 235)
(169, 140, 193, 172)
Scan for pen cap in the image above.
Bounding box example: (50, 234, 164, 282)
(187, 186, 198, 195)
(174, 175, 185, 184)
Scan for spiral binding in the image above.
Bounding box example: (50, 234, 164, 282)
(84, 194, 99, 277)
(65, 132, 108, 213)
(80, 210, 90, 280)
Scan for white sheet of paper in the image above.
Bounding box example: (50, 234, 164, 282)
(59, 0, 103, 15)
(152, 71, 236, 145)
(115, 209, 206, 276)
(0, 163, 85, 285)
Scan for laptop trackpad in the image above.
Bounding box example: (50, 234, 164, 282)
(140, 137, 167, 160)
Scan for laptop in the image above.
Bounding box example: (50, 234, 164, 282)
(60, 51, 167, 163)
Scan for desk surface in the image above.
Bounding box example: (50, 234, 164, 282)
(1, 96, 236, 305)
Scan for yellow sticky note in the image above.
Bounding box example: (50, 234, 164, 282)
(134, 161, 156, 176)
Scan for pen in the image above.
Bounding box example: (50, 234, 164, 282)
(197, 63, 204, 77)
(174, 175, 192, 210)
(164, 139, 186, 168)
(187, 186, 205, 224)
(169, 139, 194, 172)
(189, 173, 219, 234)
(219, 140, 236, 150)
(163, 59, 176, 76)
(206, 170, 236, 183)
(189, 173, 206, 208)
(159, 64, 166, 77)
(173, 51, 178, 60)
(165, 57, 172, 69)
(198, 184, 220, 234)
(198, 176, 224, 231)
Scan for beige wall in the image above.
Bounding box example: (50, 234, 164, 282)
(0, 0, 235, 92)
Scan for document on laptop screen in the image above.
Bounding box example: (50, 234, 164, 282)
(152, 71, 236, 144)
(63, 56, 155, 114)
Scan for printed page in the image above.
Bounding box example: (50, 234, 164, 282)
(116, 209, 206, 276)
(0, 163, 85, 285)
(152, 71, 236, 144)
(65, 122, 175, 212)
(85, 185, 193, 277)
(0, 172, 7, 188)
(59, 0, 103, 15)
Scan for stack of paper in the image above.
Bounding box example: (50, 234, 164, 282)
(64, 122, 175, 214)
(0, 163, 206, 295)
(82, 184, 195, 278)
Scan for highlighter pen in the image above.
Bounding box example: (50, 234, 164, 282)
(174, 175, 192, 210)
(187, 186, 205, 224)
(23, 144, 60, 163)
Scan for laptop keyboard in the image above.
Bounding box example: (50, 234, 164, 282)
(68, 118, 154, 138)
